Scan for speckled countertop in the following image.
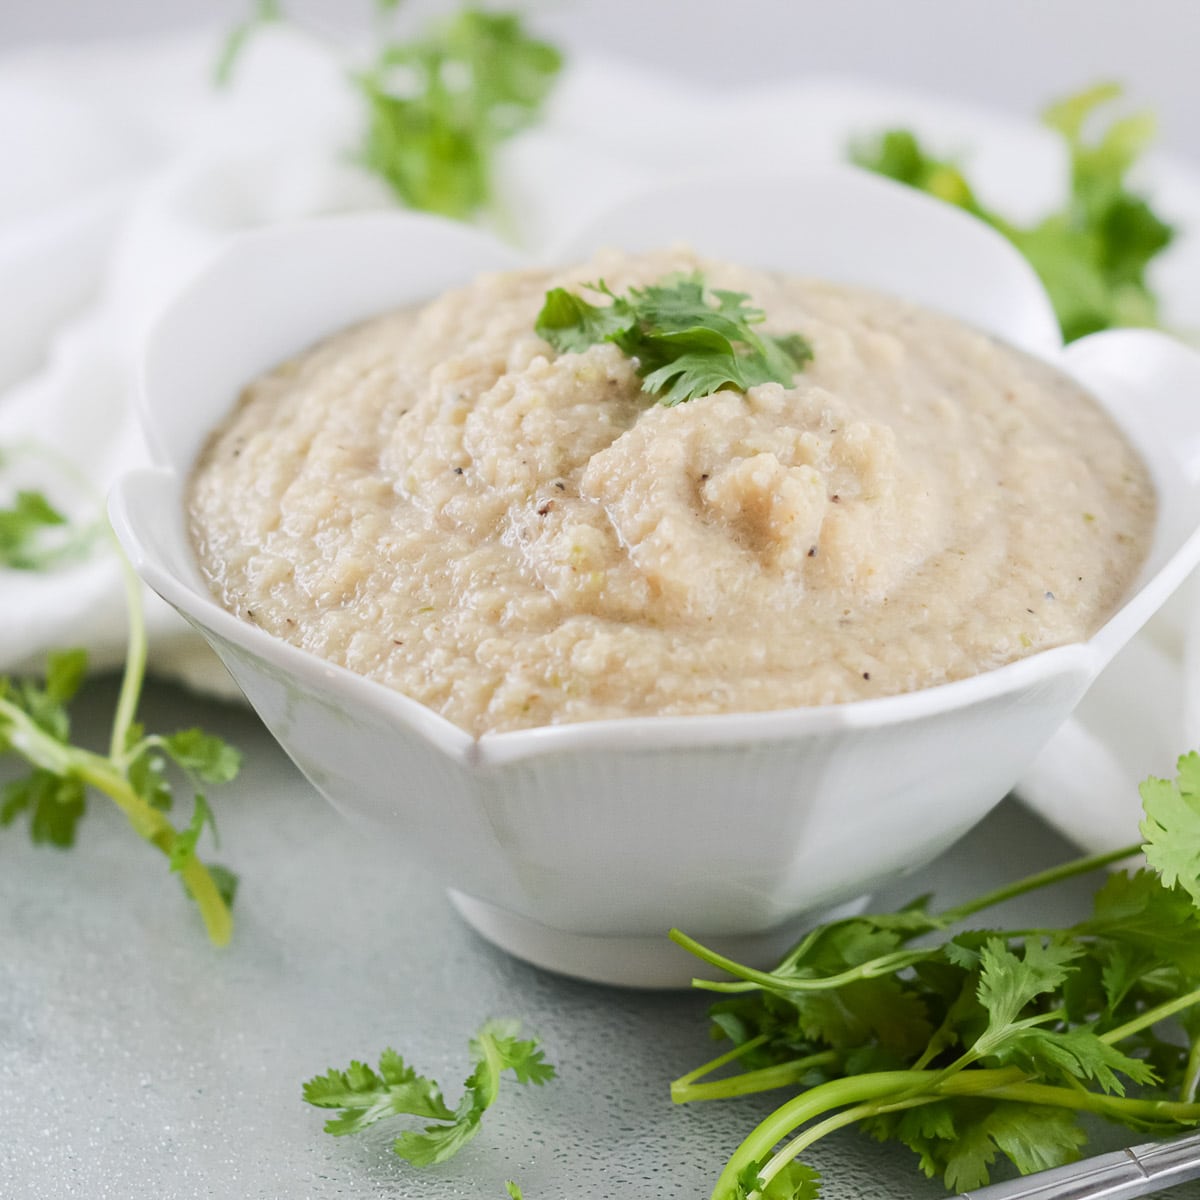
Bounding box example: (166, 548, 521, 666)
(4, 679, 1197, 1199)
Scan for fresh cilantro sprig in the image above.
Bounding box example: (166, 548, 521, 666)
(0, 451, 242, 944)
(852, 82, 1175, 343)
(673, 752, 1200, 1199)
(218, 3, 562, 221)
(304, 1019, 555, 1167)
(535, 274, 814, 406)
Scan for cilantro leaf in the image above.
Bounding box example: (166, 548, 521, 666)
(940, 1102, 1086, 1192)
(0, 485, 101, 570)
(975, 937, 1084, 1043)
(127, 737, 174, 812)
(218, 4, 562, 220)
(534, 286, 634, 352)
(1082, 868, 1200, 977)
(44, 649, 88, 705)
(160, 729, 243, 785)
(864, 1100, 957, 1181)
(0, 490, 64, 569)
(0, 768, 86, 846)
(1140, 751, 1200, 905)
(304, 1020, 555, 1168)
(1008, 1026, 1156, 1095)
(207, 863, 240, 908)
(535, 274, 813, 405)
(0, 650, 88, 745)
(303, 1051, 455, 1136)
(356, 9, 562, 219)
(852, 83, 1174, 342)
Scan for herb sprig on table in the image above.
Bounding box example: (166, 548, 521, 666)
(672, 752, 1200, 1198)
(219, 2, 563, 221)
(304, 1019, 555, 1167)
(0, 455, 242, 945)
(536, 274, 814, 405)
(852, 82, 1175, 342)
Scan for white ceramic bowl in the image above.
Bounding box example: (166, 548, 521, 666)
(110, 168, 1200, 987)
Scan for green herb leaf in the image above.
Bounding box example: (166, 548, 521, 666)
(207, 863, 240, 908)
(535, 274, 813, 405)
(975, 937, 1083, 1042)
(356, 8, 562, 218)
(304, 1019, 555, 1167)
(0, 768, 86, 847)
(734, 1159, 821, 1199)
(161, 729, 243, 785)
(1140, 751, 1200, 905)
(44, 649, 88, 705)
(0, 488, 99, 571)
(939, 1103, 1087, 1192)
(534, 286, 635, 352)
(851, 83, 1174, 342)
(303, 1051, 455, 1136)
(0, 490, 64, 566)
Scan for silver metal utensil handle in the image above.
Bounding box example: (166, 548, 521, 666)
(959, 1131, 1200, 1200)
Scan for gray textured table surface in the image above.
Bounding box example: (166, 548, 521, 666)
(3, 677, 1198, 1199)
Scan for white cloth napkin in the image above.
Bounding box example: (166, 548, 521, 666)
(2, 26, 1198, 851)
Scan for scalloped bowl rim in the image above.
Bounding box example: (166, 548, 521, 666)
(110, 168, 1200, 770)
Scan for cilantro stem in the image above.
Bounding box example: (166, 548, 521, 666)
(79, 756, 233, 946)
(985, 1080, 1200, 1127)
(758, 1095, 939, 1196)
(671, 1044, 840, 1104)
(709, 1067, 1026, 1199)
(108, 530, 147, 763)
(1183, 1038, 1200, 1105)
(670, 928, 931, 994)
(937, 843, 1142, 924)
(0, 692, 233, 945)
(1099, 986, 1200, 1046)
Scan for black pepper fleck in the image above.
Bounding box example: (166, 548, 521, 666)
(555, 481, 566, 490)
(862, 671, 871, 680)
(807, 546, 818, 558)
(537, 501, 553, 516)
(453, 467, 464, 475)
(831, 494, 840, 503)
(1045, 591, 1055, 601)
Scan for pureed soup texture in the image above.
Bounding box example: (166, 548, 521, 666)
(188, 249, 1155, 736)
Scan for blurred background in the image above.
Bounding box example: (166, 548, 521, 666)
(2, 0, 1199, 161)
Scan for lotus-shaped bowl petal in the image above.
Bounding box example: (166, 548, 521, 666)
(110, 169, 1200, 986)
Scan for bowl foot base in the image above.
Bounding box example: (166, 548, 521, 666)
(446, 890, 871, 989)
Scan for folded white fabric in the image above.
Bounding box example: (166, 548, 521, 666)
(2, 27, 1198, 851)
